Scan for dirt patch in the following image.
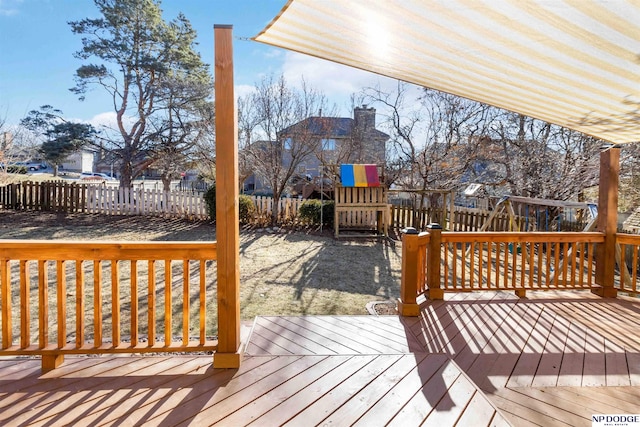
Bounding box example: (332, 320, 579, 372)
(0, 211, 403, 320)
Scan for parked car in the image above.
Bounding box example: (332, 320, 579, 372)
(11, 161, 42, 171)
(81, 172, 117, 181)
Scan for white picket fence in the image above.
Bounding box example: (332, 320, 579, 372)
(84, 188, 306, 222)
(250, 196, 306, 222)
(86, 186, 209, 219)
(1, 180, 312, 222)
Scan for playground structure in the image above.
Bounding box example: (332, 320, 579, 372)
(333, 164, 389, 238)
(478, 195, 598, 232)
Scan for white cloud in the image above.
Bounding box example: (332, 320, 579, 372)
(280, 51, 404, 114)
(0, 0, 23, 16)
(85, 111, 136, 137)
(87, 112, 119, 129)
(235, 84, 257, 100)
(282, 52, 430, 115)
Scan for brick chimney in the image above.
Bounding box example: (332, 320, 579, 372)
(354, 105, 376, 132)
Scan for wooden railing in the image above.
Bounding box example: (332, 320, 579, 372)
(616, 233, 640, 295)
(398, 228, 610, 315)
(441, 232, 602, 293)
(0, 241, 218, 371)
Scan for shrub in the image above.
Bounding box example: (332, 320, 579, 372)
(239, 194, 256, 223)
(204, 186, 256, 224)
(6, 165, 27, 174)
(299, 200, 334, 226)
(204, 185, 216, 221)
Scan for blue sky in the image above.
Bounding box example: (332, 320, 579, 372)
(0, 0, 396, 127)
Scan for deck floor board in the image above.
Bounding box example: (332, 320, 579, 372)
(1, 290, 639, 426)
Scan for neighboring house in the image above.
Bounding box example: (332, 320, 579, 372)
(94, 149, 157, 179)
(61, 148, 97, 173)
(241, 140, 272, 194)
(280, 105, 389, 179)
(242, 106, 389, 195)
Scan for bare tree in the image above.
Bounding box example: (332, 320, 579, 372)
(362, 83, 493, 216)
(243, 74, 330, 224)
(620, 143, 640, 212)
(488, 112, 601, 200)
(237, 94, 261, 191)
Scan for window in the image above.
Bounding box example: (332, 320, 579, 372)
(321, 138, 336, 151)
(283, 137, 293, 150)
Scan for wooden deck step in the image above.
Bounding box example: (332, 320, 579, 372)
(245, 315, 424, 356)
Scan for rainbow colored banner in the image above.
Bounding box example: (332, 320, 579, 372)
(340, 164, 380, 187)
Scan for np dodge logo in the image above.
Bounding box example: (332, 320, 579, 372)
(592, 414, 640, 427)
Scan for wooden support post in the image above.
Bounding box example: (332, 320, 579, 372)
(398, 228, 421, 316)
(213, 25, 242, 368)
(426, 224, 444, 300)
(593, 146, 619, 298)
(42, 354, 64, 372)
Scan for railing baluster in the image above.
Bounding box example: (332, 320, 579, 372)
(131, 260, 138, 345)
(469, 242, 475, 290)
(553, 243, 561, 288)
(569, 242, 578, 287)
(183, 260, 189, 346)
(443, 242, 449, 290)
(148, 260, 156, 347)
(20, 260, 29, 349)
(200, 260, 206, 345)
(487, 242, 493, 289)
(451, 242, 458, 290)
(111, 260, 120, 346)
(39, 260, 48, 349)
(587, 242, 594, 286)
(562, 242, 570, 287)
(57, 260, 66, 349)
(503, 243, 509, 289)
(1, 259, 11, 349)
(495, 242, 501, 289)
(165, 260, 172, 346)
(528, 242, 535, 290)
(510, 240, 517, 289)
(94, 260, 102, 347)
(76, 260, 85, 348)
(519, 240, 526, 292)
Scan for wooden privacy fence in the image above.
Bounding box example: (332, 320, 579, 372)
(390, 205, 520, 232)
(0, 181, 88, 212)
(0, 181, 208, 219)
(0, 241, 219, 372)
(389, 205, 590, 232)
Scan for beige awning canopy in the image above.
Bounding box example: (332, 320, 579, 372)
(254, 0, 640, 144)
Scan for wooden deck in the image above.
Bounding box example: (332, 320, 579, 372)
(1, 291, 639, 426)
